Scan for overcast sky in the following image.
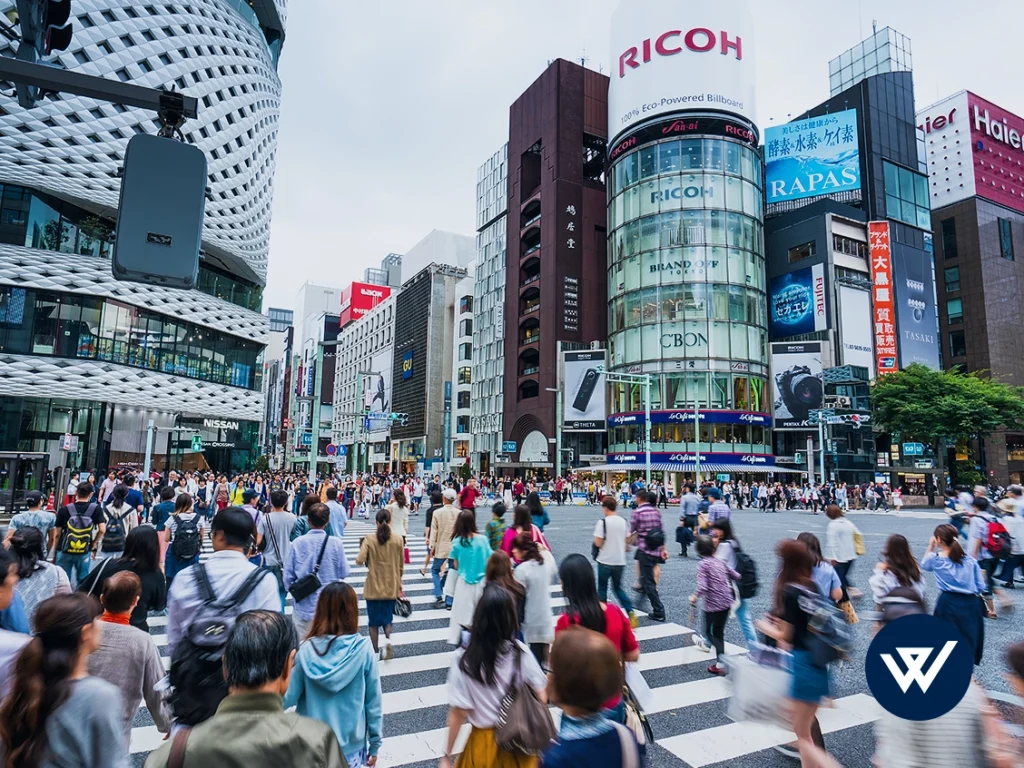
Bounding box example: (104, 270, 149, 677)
(262, 0, 1022, 310)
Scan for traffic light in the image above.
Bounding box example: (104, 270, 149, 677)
(14, 0, 73, 108)
(389, 412, 409, 426)
(191, 435, 203, 452)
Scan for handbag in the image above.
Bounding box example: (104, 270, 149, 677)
(853, 528, 866, 556)
(621, 684, 654, 753)
(395, 593, 413, 618)
(838, 598, 859, 625)
(288, 534, 330, 602)
(495, 644, 557, 755)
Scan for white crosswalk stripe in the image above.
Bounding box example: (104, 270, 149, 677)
(129, 527, 883, 766)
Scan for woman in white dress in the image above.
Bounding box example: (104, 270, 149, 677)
(511, 532, 556, 666)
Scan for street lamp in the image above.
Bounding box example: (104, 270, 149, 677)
(597, 371, 652, 487)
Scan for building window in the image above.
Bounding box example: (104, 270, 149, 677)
(940, 218, 958, 260)
(999, 217, 1015, 261)
(459, 342, 472, 361)
(944, 266, 960, 293)
(459, 295, 474, 314)
(883, 160, 930, 230)
(458, 366, 471, 385)
(1008, 436, 1024, 462)
(459, 319, 473, 337)
(456, 416, 470, 434)
(833, 234, 867, 258)
(946, 298, 963, 324)
(949, 329, 966, 357)
(788, 241, 816, 263)
(457, 391, 471, 409)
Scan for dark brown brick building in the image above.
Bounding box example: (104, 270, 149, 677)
(502, 59, 609, 468)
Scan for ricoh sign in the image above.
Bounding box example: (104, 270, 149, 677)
(608, 0, 757, 142)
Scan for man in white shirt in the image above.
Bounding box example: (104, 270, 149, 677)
(98, 471, 118, 507)
(166, 507, 279, 655)
(593, 496, 637, 627)
(323, 487, 347, 539)
(256, 489, 297, 610)
(413, 478, 424, 513)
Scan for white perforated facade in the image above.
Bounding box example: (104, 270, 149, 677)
(0, 0, 286, 472)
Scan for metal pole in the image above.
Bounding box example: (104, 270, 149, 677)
(694, 398, 701, 485)
(142, 419, 155, 482)
(353, 375, 363, 476)
(644, 375, 651, 487)
(818, 415, 826, 488)
(555, 387, 563, 481)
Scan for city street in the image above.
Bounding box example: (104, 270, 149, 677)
(122, 503, 1023, 768)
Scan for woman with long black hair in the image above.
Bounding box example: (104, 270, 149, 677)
(441, 586, 548, 768)
(355, 509, 404, 661)
(10, 527, 71, 629)
(0, 593, 126, 767)
(554, 553, 639, 722)
(922, 523, 986, 664)
(446, 509, 492, 645)
(77, 526, 166, 632)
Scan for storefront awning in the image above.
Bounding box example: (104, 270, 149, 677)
(585, 462, 806, 474)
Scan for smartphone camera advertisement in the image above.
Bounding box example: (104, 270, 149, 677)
(563, 350, 608, 431)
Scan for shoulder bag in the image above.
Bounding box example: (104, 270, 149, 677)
(495, 644, 557, 755)
(288, 534, 330, 602)
(592, 517, 606, 560)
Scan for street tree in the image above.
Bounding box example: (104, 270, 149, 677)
(871, 364, 1024, 488)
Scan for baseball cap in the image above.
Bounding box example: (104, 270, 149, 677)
(242, 489, 259, 503)
(24, 490, 43, 507)
(443, 488, 458, 502)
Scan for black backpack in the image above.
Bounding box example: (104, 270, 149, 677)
(60, 503, 97, 556)
(733, 543, 759, 599)
(168, 564, 270, 726)
(101, 507, 130, 552)
(171, 516, 202, 560)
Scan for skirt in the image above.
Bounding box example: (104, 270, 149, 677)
(455, 727, 538, 768)
(934, 591, 985, 665)
(448, 577, 486, 645)
(365, 599, 395, 629)
(790, 649, 831, 703)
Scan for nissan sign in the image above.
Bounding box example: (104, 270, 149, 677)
(608, 0, 757, 143)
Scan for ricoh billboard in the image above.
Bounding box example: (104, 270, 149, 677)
(339, 282, 391, 327)
(608, 0, 757, 143)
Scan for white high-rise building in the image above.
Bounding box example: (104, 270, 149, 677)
(471, 145, 508, 471)
(0, 0, 286, 477)
(450, 265, 476, 469)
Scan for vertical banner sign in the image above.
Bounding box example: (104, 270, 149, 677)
(443, 381, 452, 466)
(563, 349, 607, 431)
(812, 262, 827, 331)
(869, 221, 898, 376)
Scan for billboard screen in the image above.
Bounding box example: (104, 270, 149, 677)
(769, 263, 827, 339)
(838, 286, 874, 374)
(339, 282, 391, 327)
(869, 221, 898, 376)
(765, 109, 860, 204)
(608, 0, 756, 142)
(771, 342, 823, 430)
(892, 242, 941, 370)
(364, 349, 393, 434)
(563, 349, 607, 431)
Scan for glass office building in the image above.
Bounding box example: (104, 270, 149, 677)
(605, 116, 772, 470)
(0, 0, 287, 475)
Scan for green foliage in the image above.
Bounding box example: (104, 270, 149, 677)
(254, 454, 270, 472)
(457, 464, 472, 482)
(871, 364, 1024, 446)
(952, 460, 984, 488)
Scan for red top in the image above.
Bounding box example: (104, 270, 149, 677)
(459, 486, 480, 509)
(555, 603, 638, 709)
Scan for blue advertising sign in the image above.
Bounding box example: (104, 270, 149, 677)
(607, 451, 777, 469)
(769, 263, 826, 339)
(502, 441, 517, 452)
(765, 108, 861, 204)
(902, 442, 924, 456)
(401, 350, 414, 380)
(608, 410, 772, 428)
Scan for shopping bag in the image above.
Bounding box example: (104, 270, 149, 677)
(725, 648, 792, 729)
(404, 547, 411, 565)
(624, 662, 653, 712)
(443, 567, 460, 600)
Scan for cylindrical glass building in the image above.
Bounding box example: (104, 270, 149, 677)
(605, 1, 772, 476)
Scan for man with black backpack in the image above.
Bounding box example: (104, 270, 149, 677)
(628, 489, 667, 622)
(166, 507, 280, 726)
(53, 481, 106, 588)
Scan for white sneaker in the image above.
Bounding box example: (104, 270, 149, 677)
(692, 635, 711, 653)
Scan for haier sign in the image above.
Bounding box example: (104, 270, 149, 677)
(765, 109, 861, 204)
(608, 0, 757, 142)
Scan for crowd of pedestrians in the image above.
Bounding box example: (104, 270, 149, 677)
(1, 464, 1024, 767)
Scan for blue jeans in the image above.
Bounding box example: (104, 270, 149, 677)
(56, 552, 91, 589)
(735, 597, 757, 646)
(432, 557, 453, 604)
(597, 563, 633, 615)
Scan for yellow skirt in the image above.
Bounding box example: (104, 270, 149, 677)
(455, 727, 539, 768)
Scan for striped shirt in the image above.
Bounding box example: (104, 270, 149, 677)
(696, 555, 737, 613)
(629, 505, 664, 555)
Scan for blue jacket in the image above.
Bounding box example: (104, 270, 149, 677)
(283, 531, 349, 620)
(283, 634, 382, 758)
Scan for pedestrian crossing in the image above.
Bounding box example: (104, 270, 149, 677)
(129, 522, 883, 767)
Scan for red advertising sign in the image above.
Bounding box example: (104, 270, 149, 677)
(340, 282, 392, 327)
(868, 221, 898, 376)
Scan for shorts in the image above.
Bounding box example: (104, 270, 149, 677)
(413, 496, 422, 505)
(790, 649, 831, 703)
